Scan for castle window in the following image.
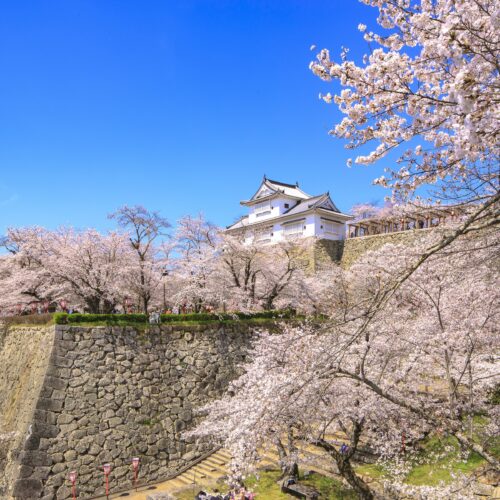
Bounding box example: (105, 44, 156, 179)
(254, 201, 272, 217)
(284, 222, 304, 238)
(255, 227, 272, 242)
(323, 220, 338, 235)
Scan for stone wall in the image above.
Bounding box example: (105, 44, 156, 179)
(0, 325, 55, 498)
(340, 228, 441, 268)
(312, 239, 344, 270)
(6, 323, 256, 500)
(310, 231, 438, 269)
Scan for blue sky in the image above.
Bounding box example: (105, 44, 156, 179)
(0, 0, 388, 234)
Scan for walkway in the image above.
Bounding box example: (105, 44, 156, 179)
(101, 433, 356, 499)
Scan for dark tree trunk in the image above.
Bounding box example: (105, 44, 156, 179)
(101, 299, 116, 314)
(312, 436, 373, 500)
(276, 435, 299, 490)
(85, 297, 101, 314)
(336, 456, 373, 500)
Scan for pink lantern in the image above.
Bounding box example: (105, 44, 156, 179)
(103, 464, 112, 499)
(69, 471, 77, 500)
(132, 457, 140, 490)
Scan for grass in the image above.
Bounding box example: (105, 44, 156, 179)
(174, 470, 355, 499)
(4, 316, 301, 330)
(244, 470, 356, 499)
(356, 434, 492, 487)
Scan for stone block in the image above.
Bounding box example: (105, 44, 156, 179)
(56, 485, 72, 499)
(36, 398, 63, 412)
(17, 465, 34, 478)
(64, 449, 78, 461)
(23, 434, 40, 451)
(32, 466, 52, 480)
(33, 409, 57, 425)
(50, 354, 73, 368)
(33, 422, 60, 438)
(44, 376, 68, 391)
(57, 413, 75, 425)
(13, 479, 43, 499)
(19, 450, 52, 467)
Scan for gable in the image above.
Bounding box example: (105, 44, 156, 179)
(253, 182, 276, 200)
(317, 196, 339, 213)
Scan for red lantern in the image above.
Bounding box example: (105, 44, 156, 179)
(132, 457, 140, 490)
(69, 471, 77, 500)
(103, 464, 112, 499)
(43, 300, 50, 313)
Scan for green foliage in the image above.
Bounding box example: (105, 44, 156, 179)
(174, 469, 354, 499)
(53, 310, 297, 325)
(243, 470, 355, 500)
(301, 471, 357, 499)
(488, 384, 500, 405)
(160, 310, 297, 323)
(356, 434, 488, 487)
(54, 313, 147, 324)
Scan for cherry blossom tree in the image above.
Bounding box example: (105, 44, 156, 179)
(310, 0, 499, 211)
(171, 214, 221, 311)
(171, 216, 315, 313)
(109, 205, 171, 313)
(218, 235, 313, 311)
(189, 231, 499, 499)
(0, 227, 130, 313)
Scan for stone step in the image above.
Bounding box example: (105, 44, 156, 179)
(190, 466, 220, 479)
(216, 450, 233, 460)
(175, 474, 198, 485)
(203, 457, 227, 469)
(192, 462, 224, 475)
(164, 478, 190, 490)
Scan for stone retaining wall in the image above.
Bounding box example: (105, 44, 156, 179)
(0, 325, 55, 498)
(340, 228, 443, 268)
(310, 230, 441, 269)
(6, 323, 255, 499)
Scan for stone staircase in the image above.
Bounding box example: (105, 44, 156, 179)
(116, 449, 234, 499)
(118, 435, 349, 499)
(111, 435, 500, 499)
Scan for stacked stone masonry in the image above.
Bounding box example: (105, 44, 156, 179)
(5, 323, 253, 499)
(2, 229, 449, 499)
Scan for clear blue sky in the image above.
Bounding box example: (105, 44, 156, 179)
(0, 0, 388, 234)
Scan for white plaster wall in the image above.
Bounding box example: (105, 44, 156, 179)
(247, 197, 299, 224)
(241, 214, 346, 244)
(314, 214, 345, 240)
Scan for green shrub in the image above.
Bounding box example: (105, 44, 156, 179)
(54, 313, 147, 324)
(53, 309, 296, 325)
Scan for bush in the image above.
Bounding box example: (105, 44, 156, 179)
(53, 310, 296, 325)
(54, 313, 147, 324)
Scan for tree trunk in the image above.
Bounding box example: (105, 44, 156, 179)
(336, 456, 373, 500)
(312, 438, 373, 500)
(85, 296, 101, 314)
(275, 437, 299, 486)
